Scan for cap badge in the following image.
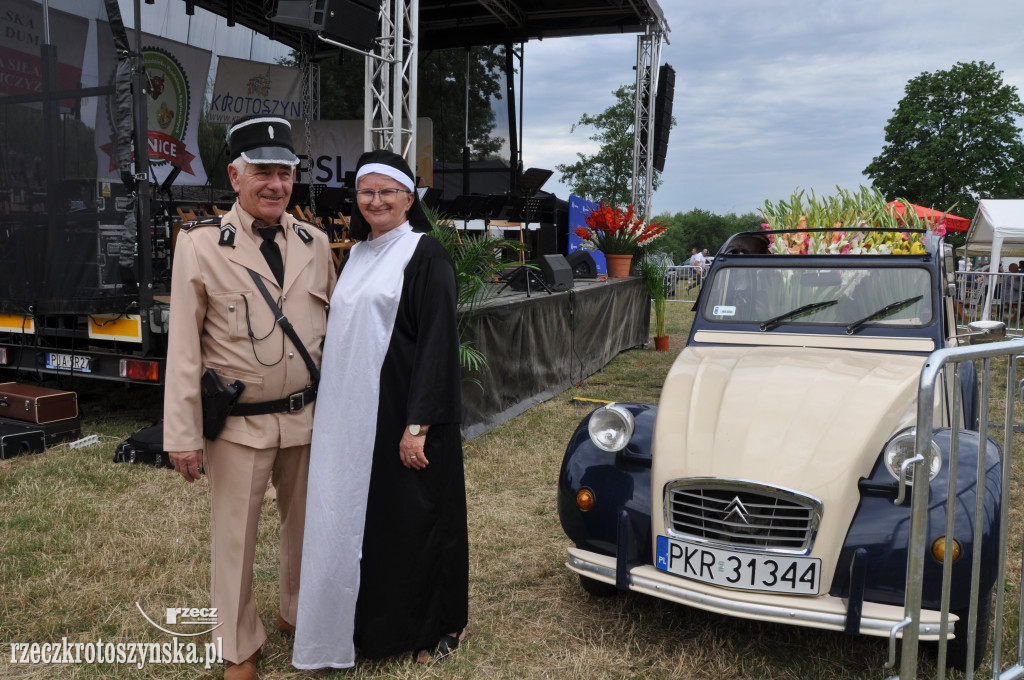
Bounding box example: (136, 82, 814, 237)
(268, 125, 275, 140)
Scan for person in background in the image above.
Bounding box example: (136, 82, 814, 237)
(293, 149, 468, 669)
(165, 115, 336, 680)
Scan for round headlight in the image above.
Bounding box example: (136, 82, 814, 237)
(883, 427, 942, 485)
(587, 403, 635, 452)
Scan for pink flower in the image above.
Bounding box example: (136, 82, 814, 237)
(933, 220, 947, 237)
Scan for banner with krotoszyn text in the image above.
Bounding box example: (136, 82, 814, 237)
(209, 55, 304, 125)
(94, 21, 211, 186)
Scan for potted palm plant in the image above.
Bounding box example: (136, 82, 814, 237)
(641, 258, 669, 350)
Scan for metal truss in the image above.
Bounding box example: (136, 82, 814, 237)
(632, 23, 664, 221)
(365, 0, 418, 174)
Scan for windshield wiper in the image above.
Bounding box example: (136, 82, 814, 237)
(845, 295, 924, 335)
(758, 299, 838, 331)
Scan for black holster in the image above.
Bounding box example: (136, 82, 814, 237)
(200, 369, 245, 441)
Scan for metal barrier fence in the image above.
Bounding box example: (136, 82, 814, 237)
(665, 265, 706, 303)
(890, 336, 1024, 679)
(955, 271, 1024, 335)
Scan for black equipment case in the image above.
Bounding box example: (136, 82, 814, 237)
(0, 415, 81, 448)
(114, 421, 172, 468)
(0, 423, 46, 460)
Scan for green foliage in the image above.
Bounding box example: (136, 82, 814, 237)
(864, 61, 1024, 220)
(556, 83, 670, 206)
(197, 114, 229, 189)
(425, 206, 523, 383)
(654, 209, 762, 262)
(640, 258, 668, 336)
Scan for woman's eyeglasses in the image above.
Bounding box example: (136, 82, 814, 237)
(355, 188, 412, 201)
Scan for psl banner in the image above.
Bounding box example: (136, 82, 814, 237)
(0, 0, 88, 110)
(290, 118, 434, 189)
(95, 21, 212, 185)
(569, 195, 606, 274)
(209, 55, 304, 125)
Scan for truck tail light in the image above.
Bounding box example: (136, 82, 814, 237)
(119, 358, 160, 382)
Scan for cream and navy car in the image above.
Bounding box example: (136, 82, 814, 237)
(558, 228, 1002, 671)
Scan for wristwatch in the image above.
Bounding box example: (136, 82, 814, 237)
(408, 424, 427, 436)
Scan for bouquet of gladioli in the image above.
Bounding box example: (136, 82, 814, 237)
(760, 187, 947, 256)
(575, 203, 667, 255)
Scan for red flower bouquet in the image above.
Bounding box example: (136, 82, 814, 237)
(575, 203, 667, 256)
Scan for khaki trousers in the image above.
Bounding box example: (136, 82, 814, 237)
(204, 438, 309, 663)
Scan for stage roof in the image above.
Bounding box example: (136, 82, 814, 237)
(187, 0, 669, 52)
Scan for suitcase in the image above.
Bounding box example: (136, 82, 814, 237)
(114, 421, 173, 469)
(0, 423, 45, 460)
(0, 416, 82, 448)
(0, 383, 78, 423)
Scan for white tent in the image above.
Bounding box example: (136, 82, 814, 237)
(964, 199, 1024, 320)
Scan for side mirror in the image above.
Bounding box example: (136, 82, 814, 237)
(966, 319, 1007, 344)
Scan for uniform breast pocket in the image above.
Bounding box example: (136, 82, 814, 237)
(308, 289, 330, 339)
(209, 291, 251, 340)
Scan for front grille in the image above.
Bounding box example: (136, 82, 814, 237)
(666, 480, 822, 553)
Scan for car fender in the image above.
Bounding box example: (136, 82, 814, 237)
(830, 428, 1002, 611)
(558, 403, 656, 564)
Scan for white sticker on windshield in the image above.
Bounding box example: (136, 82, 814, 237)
(713, 305, 736, 317)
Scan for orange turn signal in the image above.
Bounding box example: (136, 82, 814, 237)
(931, 536, 961, 563)
(576, 488, 595, 512)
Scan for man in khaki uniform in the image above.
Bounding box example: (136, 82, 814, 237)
(165, 115, 336, 680)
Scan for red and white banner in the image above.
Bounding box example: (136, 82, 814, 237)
(0, 0, 88, 110)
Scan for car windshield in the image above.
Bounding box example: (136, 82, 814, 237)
(702, 265, 934, 329)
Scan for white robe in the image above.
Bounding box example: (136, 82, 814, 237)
(292, 223, 423, 669)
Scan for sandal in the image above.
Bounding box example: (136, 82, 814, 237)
(413, 628, 467, 664)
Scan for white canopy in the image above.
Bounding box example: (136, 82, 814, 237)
(965, 199, 1024, 319)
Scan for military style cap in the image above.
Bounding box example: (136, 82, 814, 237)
(227, 115, 300, 166)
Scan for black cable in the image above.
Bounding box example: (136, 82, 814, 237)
(242, 294, 285, 367)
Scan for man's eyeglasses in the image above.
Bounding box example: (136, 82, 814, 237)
(355, 188, 412, 201)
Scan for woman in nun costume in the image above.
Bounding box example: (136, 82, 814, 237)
(293, 150, 468, 668)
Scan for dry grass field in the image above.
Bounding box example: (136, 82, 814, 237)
(1, 301, 1023, 679)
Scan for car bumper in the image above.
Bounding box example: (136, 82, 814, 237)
(567, 547, 954, 640)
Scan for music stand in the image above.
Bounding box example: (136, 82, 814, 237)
(451, 194, 487, 231)
(512, 168, 553, 198)
(476, 194, 509, 225)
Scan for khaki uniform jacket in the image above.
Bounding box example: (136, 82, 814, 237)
(164, 203, 337, 452)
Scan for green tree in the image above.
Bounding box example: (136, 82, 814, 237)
(864, 61, 1024, 221)
(654, 209, 761, 263)
(556, 83, 668, 206)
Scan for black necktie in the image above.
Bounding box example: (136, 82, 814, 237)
(257, 226, 284, 287)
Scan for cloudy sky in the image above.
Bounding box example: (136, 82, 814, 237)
(518, 0, 1024, 219)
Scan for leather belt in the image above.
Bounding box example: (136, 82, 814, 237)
(230, 385, 317, 417)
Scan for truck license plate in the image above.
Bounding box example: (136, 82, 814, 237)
(656, 535, 820, 595)
(46, 352, 91, 373)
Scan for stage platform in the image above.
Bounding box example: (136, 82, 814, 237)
(460, 276, 650, 440)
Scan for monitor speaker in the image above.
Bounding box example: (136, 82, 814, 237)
(271, 0, 379, 51)
(539, 254, 574, 292)
(566, 250, 597, 279)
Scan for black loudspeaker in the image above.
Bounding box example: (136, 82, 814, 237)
(271, 0, 379, 51)
(539, 254, 574, 292)
(566, 250, 598, 279)
(653, 63, 674, 173)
